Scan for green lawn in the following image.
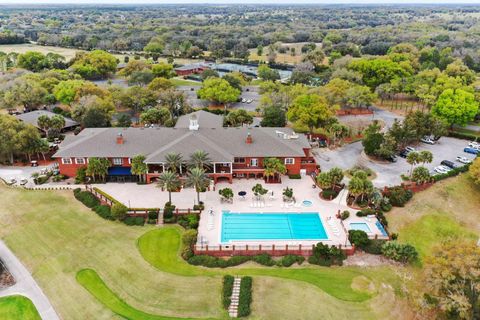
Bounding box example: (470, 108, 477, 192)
(0, 295, 41, 320)
(0, 185, 407, 320)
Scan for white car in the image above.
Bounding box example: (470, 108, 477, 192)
(405, 146, 416, 152)
(421, 136, 435, 145)
(456, 156, 472, 164)
(246, 99, 253, 104)
(434, 166, 449, 174)
(241, 98, 247, 103)
(468, 141, 480, 148)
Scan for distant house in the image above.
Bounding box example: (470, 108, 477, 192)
(53, 110, 316, 183)
(174, 63, 210, 76)
(16, 110, 79, 133)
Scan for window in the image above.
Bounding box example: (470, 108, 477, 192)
(62, 158, 72, 165)
(75, 158, 85, 165)
(250, 158, 258, 167)
(234, 157, 245, 163)
(285, 158, 295, 165)
(112, 158, 123, 165)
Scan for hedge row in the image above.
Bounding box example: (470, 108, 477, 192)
(187, 253, 305, 268)
(74, 189, 100, 208)
(432, 163, 470, 182)
(222, 275, 234, 309)
(448, 130, 480, 141)
(238, 277, 253, 317)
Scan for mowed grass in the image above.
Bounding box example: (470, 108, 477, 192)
(0, 185, 406, 320)
(0, 295, 41, 320)
(387, 174, 480, 261)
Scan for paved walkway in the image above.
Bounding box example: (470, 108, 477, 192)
(0, 241, 60, 320)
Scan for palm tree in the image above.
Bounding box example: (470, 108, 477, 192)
(165, 152, 183, 174)
(188, 150, 212, 171)
(419, 150, 433, 167)
(406, 151, 420, 178)
(157, 171, 181, 203)
(263, 157, 287, 183)
(86, 157, 110, 182)
(185, 168, 211, 204)
(131, 154, 148, 183)
(316, 172, 332, 190)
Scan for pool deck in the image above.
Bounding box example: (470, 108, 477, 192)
(197, 178, 357, 249)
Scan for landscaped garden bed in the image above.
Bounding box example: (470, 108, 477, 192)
(0, 259, 15, 288)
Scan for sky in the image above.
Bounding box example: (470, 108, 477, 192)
(1, 0, 480, 4)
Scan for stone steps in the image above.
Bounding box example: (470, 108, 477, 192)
(227, 277, 242, 318)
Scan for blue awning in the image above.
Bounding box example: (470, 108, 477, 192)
(108, 167, 132, 176)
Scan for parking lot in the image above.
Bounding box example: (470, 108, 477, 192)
(177, 85, 260, 111)
(314, 137, 476, 187)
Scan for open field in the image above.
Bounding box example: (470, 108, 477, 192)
(0, 295, 41, 320)
(387, 174, 480, 260)
(248, 42, 322, 65)
(0, 184, 412, 320)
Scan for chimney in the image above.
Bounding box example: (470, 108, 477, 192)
(116, 133, 124, 144)
(245, 132, 253, 144)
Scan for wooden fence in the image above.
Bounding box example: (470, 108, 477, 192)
(194, 243, 355, 257)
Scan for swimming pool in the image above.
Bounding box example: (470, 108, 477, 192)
(221, 212, 328, 243)
(349, 222, 372, 233)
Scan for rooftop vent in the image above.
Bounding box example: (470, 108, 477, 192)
(189, 114, 199, 131)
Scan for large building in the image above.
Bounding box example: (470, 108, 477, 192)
(53, 111, 317, 183)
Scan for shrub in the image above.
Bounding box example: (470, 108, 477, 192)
(75, 167, 87, 184)
(385, 186, 413, 207)
(252, 254, 276, 266)
(356, 208, 375, 217)
(163, 202, 176, 219)
(363, 239, 386, 255)
(222, 275, 234, 309)
(340, 210, 350, 220)
(288, 174, 301, 179)
(148, 210, 158, 220)
(280, 254, 305, 267)
(321, 189, 338, 199)
(348, 230, 371, 249)
(177, 214, 199, 229)
(219, 188, 234, 200)
(381, 241, 418, 263)
(123, 216, 145, 226)
(74, 190, 100, 208)
(237, 277, 252, 317)
(308, 242, 346, 266)
(111, 203, 128, 220)
(93, 205, 113, 220)
(180, 229, 197, 260)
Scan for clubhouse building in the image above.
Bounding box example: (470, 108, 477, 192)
(53, 111, 317, 183)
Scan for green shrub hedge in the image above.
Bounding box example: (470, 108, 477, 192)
(187, 253, 305, 268)
(93, 205, 113, 220)
(222, 275, 234, 309)
(177, 214, 199, 229)
(432, 163, 470, 182)
(280, 254, 305, 267)
(288, 174, 301, 179)
(74, 189, 100, 208)
(238, 277, 252, 317)
(181, 229, 198, 260)
(448, 130, 480, 141)
(123, 216, 145, 226)
(308, 243, 346, 266)
(384, 186, 413, 207)
(356, 208, 375, 217)
(381, 241, 418, 264)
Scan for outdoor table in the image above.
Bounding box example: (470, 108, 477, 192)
(238, 191, 247, 199)
(30, 160, 38, 167)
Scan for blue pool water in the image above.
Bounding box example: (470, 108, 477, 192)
(375, 221, 388, 236)
(221, 212, 328, 243)
(302, 200, 313, 207)
(349, 222, 371, 233)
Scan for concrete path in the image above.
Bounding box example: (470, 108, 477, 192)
(0, 241, 60, 320)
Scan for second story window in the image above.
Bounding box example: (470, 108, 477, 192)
(234, 157, 245, 163)
(112, 158, 123, 166)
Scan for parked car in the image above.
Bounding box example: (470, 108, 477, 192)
(440, 160, 457, 169)
(434, 166, 449, 174)
(405, 146, 416, 152)
(456, 156, 472, 164)
(399, 150, 410, 158)
(468, 141, 480, 148)
(464, 147, 480, 155)
(246, 99, 253, 104)
(421, 136, 436, 144)
(241, 98, 247, 103)
(386, 154, 397, 163)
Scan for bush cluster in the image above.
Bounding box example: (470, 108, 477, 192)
(75, 167, 87, 184)
(308, 243, 346, 266)
(238, 277, 253, 317)
(381, 241, 418, 263)
(340, 210, 350, 220)
(164, 202, 176, 221)
(181, 229, 198, 260)
(288, 174, 301, 179)
(384, 186, 413, 207)
(447, 130, 479, 141)
(177, 214, 199, 229)
(93, 205, 113, 220)
(321, 189, 338, 199)
(222, 275, 234, 309)
(187, 253, 305, 268)
(123, 216, 145, 226)
(348, 230, 370, 248)
(111, 203, 128, 220)
(355, 208, 375, 217)
(73, 188, 100, 208)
